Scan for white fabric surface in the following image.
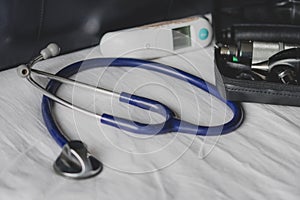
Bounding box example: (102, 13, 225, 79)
(0, 45, 300, 200)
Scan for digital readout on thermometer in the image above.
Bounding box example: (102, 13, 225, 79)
(172, 26, 192, 50)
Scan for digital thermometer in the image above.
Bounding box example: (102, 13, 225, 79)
(99, 16, 213, 59)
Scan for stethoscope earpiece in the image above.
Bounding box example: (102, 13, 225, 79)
(17, 64, 31, 78)
(40, 43, 61, 59)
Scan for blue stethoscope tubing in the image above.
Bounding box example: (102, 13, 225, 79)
(42, 58, 244, 147)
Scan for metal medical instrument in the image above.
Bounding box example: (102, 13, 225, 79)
(17, 43, 244, 179)
(219, 41, 300, 65)
(219, 41, 300, 84)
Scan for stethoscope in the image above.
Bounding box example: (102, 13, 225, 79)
(17, 44, 244, 179)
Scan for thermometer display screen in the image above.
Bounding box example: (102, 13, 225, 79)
(172, 26, 191, 50)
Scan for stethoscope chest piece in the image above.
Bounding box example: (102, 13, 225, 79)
(53, 141, 103, 179)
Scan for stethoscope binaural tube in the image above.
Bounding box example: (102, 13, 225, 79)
(42, 58, 244, 147)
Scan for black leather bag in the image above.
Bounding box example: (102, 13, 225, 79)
(0, 0, 211, 71)
(214, 0, 300, 106)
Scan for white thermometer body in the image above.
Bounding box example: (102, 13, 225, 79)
(100, 16, 213, 59)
